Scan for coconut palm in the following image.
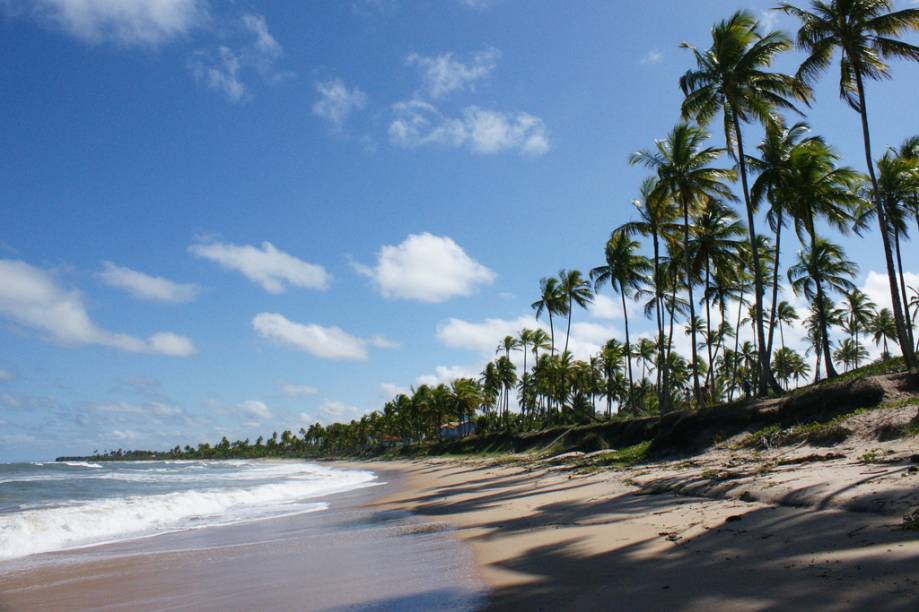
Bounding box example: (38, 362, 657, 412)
(780, 0, 919, 368)
(773, 347, 808, 390)
(788, 238, 858, 377)
(590, 230, 652, 395)
(496, 335, 521, 360)
(532, 277, 567, 356)
(619, 178, 680, 412)
(775, 300, 799, 351)
(834, 338, 869, 372)
(869, 307, 897, 358)
(557, 269, 593, 355)
(748, 120, 823, 358)
(841, 289, 877, 367)
(680, 10, 811, 394)
(630, 123, 735, 405)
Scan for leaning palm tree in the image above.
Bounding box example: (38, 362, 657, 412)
(780, 0, 919, 368)
(557, 269, 593, 355)
(531, 277, 567, 355)
(788, 238, 858, 378)
(630, 123, 735, 405)
(590, 229, 652, 395)
(869, 307, 897, 358)
(680, 10, 811, 394)
(841, 288, 877, 367)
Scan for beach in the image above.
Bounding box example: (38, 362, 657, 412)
(2, 456, 918, 611)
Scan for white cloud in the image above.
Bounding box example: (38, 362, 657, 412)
(353, 232, 495, 303)
(112, 428, 138, 441)
(91, 400, 183, 417)
(640, 49, 663, 65)
(8, 0, 206, 46)
(436, 315, 532, 353)
(370, 334, 400, 349)
(312, 78, 367, 129)
(456, 0, 493, 9)
(379, 382, 409, 398)
(239, 399, 271, 420)
(406, 47, 500, 99)
(416, 364, 481, 387)
(389, 101, 549, 156)
(281, 383, 320, 398)
(587, 292, 642, 320)
(862, 270, 919, 315)
(300, 400, 365, 425)
(190, 13, 291, 103)
(252, 313, 368, 361)
(190, 240, 330, 294)
(98, 262, 200, 303)
(0, 259, 196, 356)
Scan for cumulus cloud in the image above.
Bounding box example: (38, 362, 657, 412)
(252, 313, 368, 360)
(370, 335, 400, 349)
(640, 49, 663, 65)
(190, 13, 292, 102)
(353, 233, 495, 303)
(379, 382, 410, 398)
(389, 101, 549, 156)
(406, 47, 500, 99)
(0, 259, 196, 356)
(98, 262, 200, 303)
(5, 0, 206, 46)
(190, 240, 329, 294)
(299, 400, 364, 425)
(239, 399, 271, 420)
(312, 78, 367, 129)
(416, 364, 481, 387)
(862, 270, 919, 315)
(281, 383, 319, 397)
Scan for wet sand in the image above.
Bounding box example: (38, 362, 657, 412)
(0, 466, 484, 611)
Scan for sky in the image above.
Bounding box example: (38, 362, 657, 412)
(1, 0, 917, 462)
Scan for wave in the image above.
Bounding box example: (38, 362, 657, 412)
(0, 464, 378, 561)
(59, 461, 103, 468)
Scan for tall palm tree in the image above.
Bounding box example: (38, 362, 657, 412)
(841, 288, 877, 367)
(788, 238, 858, 377)
(497, 335, 521, 360)
(749, 120, 822, 358)
(590, 230, 651, 395)
(557, 269, 593, 355)
(619, 178, 680, 412)
(680, 10, 812, 394)
(780, 0, 919, 368)
(630, 123, 735, 405)
(691, 197, 745, 394)
(869, 307, 897, 358)
(531, 277, 566, 355)
(775, 300, 799, 351)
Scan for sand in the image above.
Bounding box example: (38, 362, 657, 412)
(368, 457, 919, 611)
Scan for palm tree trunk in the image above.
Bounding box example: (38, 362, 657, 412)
(652, 231, 670, 413)
(704, 257, 714, 394)
(564, 296, 572, 354)
(548, 312, 555, 356)
(681, 195, 702, 406)
(809, 230, 838, 379)
(732, 112, 781, 395)
(730, 286, 744, 401)
(853, 68, 917, 369)
(766, 211, 783, 362)
(620, 288, 634, 393)
(893, 230, 914, 349)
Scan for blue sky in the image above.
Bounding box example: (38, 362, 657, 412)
(1, 0, 917, 461)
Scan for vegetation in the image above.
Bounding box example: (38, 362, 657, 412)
(81, 2, 919, 462)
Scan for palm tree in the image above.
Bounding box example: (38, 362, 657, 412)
(775, 300, 799, 351)
(869, 307, 897, 358)
(788, 237, 858, 377)
(497, 335, 521, 360)
(557, 269, 593, 354)
(691, 197, 745, 394)
(636, 337, 658, 383)
(619, 178, 679, 412)
(630, 123, 735, 405)
(780, 0, 919, 368)
(834, 338, 868, 372)
(841, 289, 877, 367)
(680, 10, 811, 394)
(590, 230, 651, 395)
(532, 277, 566, 355)
(749, 120, 822, 358)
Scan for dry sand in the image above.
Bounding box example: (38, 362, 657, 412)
(368, 456, 919, 611)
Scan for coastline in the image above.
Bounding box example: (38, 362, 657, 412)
(0, 463, 485, 612)
(363, 458, 919, 611)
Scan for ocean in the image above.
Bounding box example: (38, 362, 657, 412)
(0, 459, 378, 562)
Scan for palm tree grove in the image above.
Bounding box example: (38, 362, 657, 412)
(98, 1, 919, 461)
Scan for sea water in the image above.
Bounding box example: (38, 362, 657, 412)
(0, 460, 378, 561)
